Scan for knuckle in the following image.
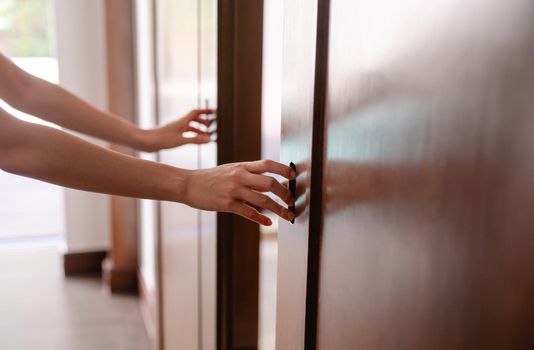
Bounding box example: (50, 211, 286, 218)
(228, 167, 243, 180)
(225, 182, 239, 197)
(224, 198, 236, 209)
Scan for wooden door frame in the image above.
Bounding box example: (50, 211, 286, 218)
(217, 1, 264, 349)
(102, 0, 139, 294)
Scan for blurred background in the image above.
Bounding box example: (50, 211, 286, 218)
(0, 1, 281, 350)
(0, 0, 64, 243)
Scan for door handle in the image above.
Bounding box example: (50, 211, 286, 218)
(289, 162, 296, 224)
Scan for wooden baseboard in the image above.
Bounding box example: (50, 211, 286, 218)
(102, 257, 138, 294)
(63, 250, 107, 276)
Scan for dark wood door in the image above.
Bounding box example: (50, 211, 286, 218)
(278, 0, 534, 349)
(276, 0, 325, 349)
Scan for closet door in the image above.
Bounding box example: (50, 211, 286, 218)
(278, 0, 534, 349)
(155, 0, 202, 349)
(275, 0, 323, 349)
(318, 0, 534, 348)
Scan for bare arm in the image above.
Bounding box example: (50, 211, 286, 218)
(0, 109, 295, 225)
(0, 52, 214, 152)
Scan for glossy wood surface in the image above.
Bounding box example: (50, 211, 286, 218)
(276, 0, 319, 349)
(317, 0, 534, 348)
(217, 1, 263, 349)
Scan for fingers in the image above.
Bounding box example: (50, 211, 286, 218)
(187, 109, 217, 127)
(193, 116, 216, 128)
(188, 108, 216, 118)
(186, 134, 211, 144)
(245, 159, 296, 180)
(186, 125, 213, 135)
(231, 202, 272, 226)
(245, 173, 293, 205)
(238, 189, 294, 221)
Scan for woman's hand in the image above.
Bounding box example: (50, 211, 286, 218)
(183, 160, 296, 226)
(139, 109, 216, 152)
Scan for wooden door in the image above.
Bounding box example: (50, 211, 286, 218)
(276, 0, 323, 349)
(217, 1, 264, 349)
(156, 0, 209, 350)
(278, 0, 534, 349)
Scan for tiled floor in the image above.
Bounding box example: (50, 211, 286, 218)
(0, 245, 149, 350)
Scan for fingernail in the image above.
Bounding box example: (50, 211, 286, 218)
(288, 212, 295, 221)
(265, 218, 272, 226)
(290, 170, 297, 178)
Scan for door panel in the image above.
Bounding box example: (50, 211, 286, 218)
(318, 0, 534, 349)
(199, 0, 217, 349)
(156, 0, 201, 348)
(276, 1, 319, 349)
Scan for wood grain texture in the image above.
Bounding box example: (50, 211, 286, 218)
(317, 0, 534, 349)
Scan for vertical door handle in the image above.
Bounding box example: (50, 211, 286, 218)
(289, 162, 296, 224)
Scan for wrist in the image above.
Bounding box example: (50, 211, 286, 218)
(170, 168, 194, 204)
(131, 128, 156, 152)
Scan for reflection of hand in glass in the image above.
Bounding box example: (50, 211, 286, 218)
(323, 160, 381, 214)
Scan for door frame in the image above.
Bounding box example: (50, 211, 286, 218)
(217, 1, 264, 349)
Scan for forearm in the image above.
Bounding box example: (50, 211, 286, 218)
(0, 112, 187, 203)
(0, 54, 216, 152)
(17, 78, 147, 149)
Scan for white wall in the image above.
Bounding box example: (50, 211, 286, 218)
(54, 0, 111, 252)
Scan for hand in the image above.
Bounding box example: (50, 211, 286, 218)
(139, 109, 216, 152)
(183, 160, 297, 226)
